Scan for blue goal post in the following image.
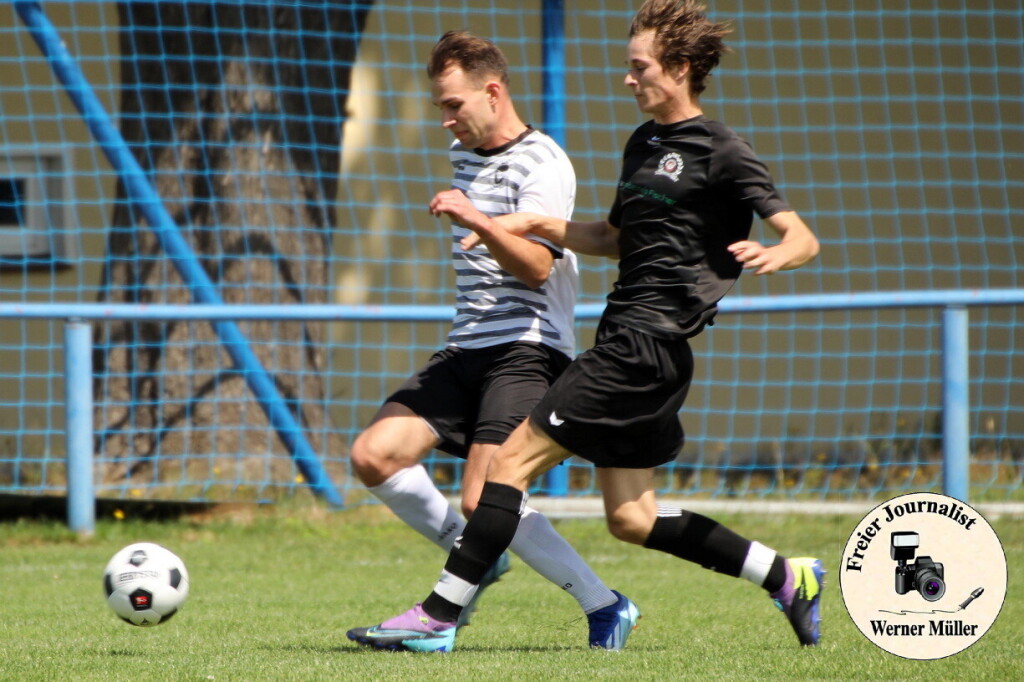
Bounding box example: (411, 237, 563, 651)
(0, 2, 1021, 528)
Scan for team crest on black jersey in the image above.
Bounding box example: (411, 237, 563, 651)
(654, 152, 684, 181)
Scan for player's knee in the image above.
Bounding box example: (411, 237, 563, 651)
(350, 432, 393, 487)
(605, 509, 653, 545)
(460, 495, 478, 519)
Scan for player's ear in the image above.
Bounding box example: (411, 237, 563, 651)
(484, 80, 502, 105)
(672, 58, 690, 85)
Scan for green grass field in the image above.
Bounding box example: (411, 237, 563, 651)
(1, 504, 1020, 681)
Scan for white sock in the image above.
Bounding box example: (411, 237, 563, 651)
(370, 466, 616, 614)
(740, 540, 777, 587)
(368, 465, 465, 551)
(435, 570, 479, 607)
(509, 506, 617, 614)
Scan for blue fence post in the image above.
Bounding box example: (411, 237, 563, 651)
(541, 0, 566, 147)
(942, 306, 970, 502)
(64, 319, 95, 535)
(541, 0, 569, 497)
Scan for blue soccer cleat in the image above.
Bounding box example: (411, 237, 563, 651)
(586, 590, 640, 650)
(772, 557, 826, 646)
(346, 603, 457, 653)
(456, 551, 511, 629)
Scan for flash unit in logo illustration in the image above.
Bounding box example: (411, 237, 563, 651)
(654, 152, 684, 181)
(891, 532, 945, 602)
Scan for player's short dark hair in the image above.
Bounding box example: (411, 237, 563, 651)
(630, 0, 732, 96)
(427, 30, 510, 87)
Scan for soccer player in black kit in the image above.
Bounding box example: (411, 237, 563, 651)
(350, 0, 823, 653)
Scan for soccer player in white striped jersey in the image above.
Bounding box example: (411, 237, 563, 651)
(346, 31, 636, 653)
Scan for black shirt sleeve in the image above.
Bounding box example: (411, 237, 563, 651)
(712, 135, 791, 219)
(608, 193, 623, 229)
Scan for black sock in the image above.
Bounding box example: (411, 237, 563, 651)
(421, 591, 464, 625)
(642, 509, 752, 577)
(421, 482, 525, 623)
(643, 509, 789, 592)
(764, 555, 788, 594)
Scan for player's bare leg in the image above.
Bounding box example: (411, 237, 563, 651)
(599, 469, 824, 646)
(351, 402, 468, 552)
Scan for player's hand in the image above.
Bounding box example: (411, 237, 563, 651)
(461, 232, 483, 250)
(727, 240, 786, 275)
(429, 189, 488, 230)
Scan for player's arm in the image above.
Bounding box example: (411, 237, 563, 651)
(727, 210, 819, 275)
(458, 153, 620, 258)
(429, 189, 554, 289)
(457, 211, 620, 258)
(487, 213, 620, 258)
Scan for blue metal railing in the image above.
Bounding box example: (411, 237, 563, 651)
(3, 287, 1023, 534)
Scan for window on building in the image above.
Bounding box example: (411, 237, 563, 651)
(0, 151, 74, 263)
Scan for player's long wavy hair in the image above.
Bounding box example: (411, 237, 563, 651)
(630, 0, 732, 96)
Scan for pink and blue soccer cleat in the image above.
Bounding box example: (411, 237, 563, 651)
(346, 603, 457, 653)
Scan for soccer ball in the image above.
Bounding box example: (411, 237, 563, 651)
(103, 542, 190, 626)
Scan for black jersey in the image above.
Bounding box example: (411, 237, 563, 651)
(605, 116, 790, 338)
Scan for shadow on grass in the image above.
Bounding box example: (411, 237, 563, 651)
(265, 641, 631, 655)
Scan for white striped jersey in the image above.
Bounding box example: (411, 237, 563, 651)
(446, 128, 578, 358)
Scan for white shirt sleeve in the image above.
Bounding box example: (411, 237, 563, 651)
(514, 146, 576, 252)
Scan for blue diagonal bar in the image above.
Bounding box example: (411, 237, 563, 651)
(14, 1, 342, 507)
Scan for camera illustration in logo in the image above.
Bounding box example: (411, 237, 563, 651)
(891, 531, 945, 601)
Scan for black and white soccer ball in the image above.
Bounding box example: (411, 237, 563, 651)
(103, 542, 190, 626)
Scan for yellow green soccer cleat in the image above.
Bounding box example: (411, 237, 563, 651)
(772, 557, 825, 646)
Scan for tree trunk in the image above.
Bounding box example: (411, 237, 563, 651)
(94, 2, 371, 495)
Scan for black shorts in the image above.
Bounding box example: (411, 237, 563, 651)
(530, 320, 694, 468)
(387, 342, 571, 458)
